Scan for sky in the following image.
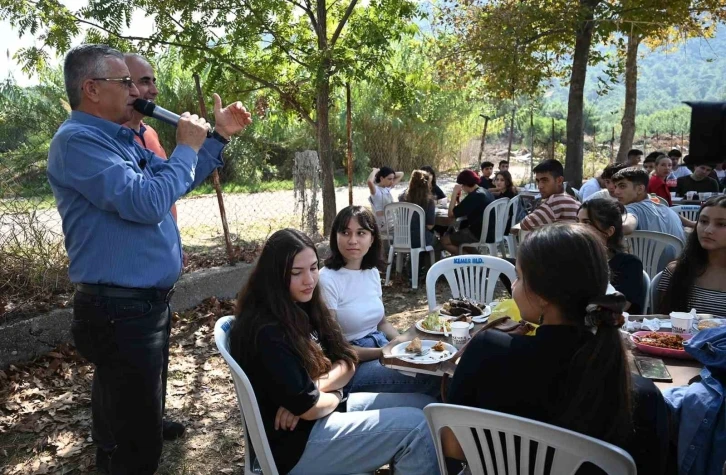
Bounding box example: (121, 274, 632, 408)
(0, 0, 154, 86)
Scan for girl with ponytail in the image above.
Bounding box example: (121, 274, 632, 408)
(444, 223, 669, 474)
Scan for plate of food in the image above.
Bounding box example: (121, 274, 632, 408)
(416, 311, 473, 335)
(440, 298, 491, 323)
(389, 338, 457, 364)
(631, 331, 694, 360)
(695, 318, 726, 332)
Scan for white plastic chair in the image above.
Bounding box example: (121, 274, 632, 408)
(502, 196, 520, 258)
(215, 317, 376, 475)
(214, 316, 279, 475)
(425, 255, 516, 311)
(650, 271, 663, 314)
(625, 230, 684, 279)
(459, 198, 509, 257)
(424, 404, 636, 475)
(368, 195, 391, 243)
(384, 202, 435, 289)
(641, 270, 651, 314)
(671, 205, 701, 222)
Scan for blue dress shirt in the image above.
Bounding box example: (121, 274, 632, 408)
(47, 111, 225, 289)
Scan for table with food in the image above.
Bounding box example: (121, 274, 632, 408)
(381, 302, 719, 391)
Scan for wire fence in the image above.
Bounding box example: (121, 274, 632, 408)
(0, 130, 691, 319)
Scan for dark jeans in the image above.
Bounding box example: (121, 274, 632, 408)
(72, 291, 171, 475)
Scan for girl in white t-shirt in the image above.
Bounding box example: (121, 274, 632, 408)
(319, 206, 440, 396)
(367, 166, 404, 232)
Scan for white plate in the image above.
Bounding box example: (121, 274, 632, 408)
(390, 340, 457, 364)
(416, 319, 474, 335)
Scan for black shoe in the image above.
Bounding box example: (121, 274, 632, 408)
(163, 420, 185, 440)
(96, 447, 111, 473)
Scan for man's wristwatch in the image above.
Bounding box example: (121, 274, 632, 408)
(212, 129, 230, 145)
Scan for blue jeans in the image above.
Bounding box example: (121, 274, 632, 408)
(72, 291, 171, 474)
(346, 331, 442, 398)
(289, 392, 441, 475)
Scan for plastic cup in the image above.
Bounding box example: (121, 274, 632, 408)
(670, 192, 676, 199)
(686, 191, 697, 201)
(670, 312, 694, 335)
(450, 321, 471, 348)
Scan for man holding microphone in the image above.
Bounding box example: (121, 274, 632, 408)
(47, 44, 252, 474)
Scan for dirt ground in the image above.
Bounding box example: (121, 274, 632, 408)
(0, 271, 508, 475)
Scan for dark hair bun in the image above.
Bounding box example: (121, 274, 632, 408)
(585, 293, 628, 328)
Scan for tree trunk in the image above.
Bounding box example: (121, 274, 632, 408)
(616, 31, 641, 164)
(564, 0, 600, 187)
(316, 0, 336, 235)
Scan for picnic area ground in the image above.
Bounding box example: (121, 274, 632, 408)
(1, 272, 505, 474)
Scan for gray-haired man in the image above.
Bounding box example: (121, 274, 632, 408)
(47, 44, 252, 473)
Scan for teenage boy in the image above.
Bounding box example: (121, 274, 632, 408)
(626, 148, 644, 167)
(479, 161, 494, 189)
(670, 149, 690, 178)
(675, 157, 720, 197)
(498, 160, 509, 172)
(520, 159, 580, 231)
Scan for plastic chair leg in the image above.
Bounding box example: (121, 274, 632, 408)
(385, 245, 395, 285)
(411, 251, 420, 289)
(396, 253, 404, 273)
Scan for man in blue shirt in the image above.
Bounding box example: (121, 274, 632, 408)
(47, 44, 252, 474)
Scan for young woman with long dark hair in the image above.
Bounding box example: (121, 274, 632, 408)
(443, 224, 668, 473)
(490, 170, 518, 199)
(578, 198, 646, 313)
(229, 229, 439, 474)
(319, 206, 440, 396)
(400, 169, 436, 248)
(657, 195, 726, 316)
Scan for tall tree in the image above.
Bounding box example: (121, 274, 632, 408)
(437, 0, 726, 185)
(615, 0, 725, 163)
(0, 0, 418, 233)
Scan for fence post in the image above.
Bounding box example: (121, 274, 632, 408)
(346, 83, 353, 206)
(193, 74, 236, 265)
(507, 107, 516, 164)
(476, 114, 490, 165)
(643, 130, 647, 156)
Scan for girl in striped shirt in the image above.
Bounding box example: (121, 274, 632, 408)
(656, 195, 726, 317)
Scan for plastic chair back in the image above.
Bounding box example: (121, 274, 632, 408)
(625, 230, 684, 278)
(214, 316, 279, 475)
(384, 202, 428, 251)
(650, 271, 663, 313)
(503, 195, 520, 232)
(460, 198, 509, 255)
(425, 255, 516, 311)
(641, 270, 651, 313)
(424, 404, 636, 475)
(671, 205, 701, 222)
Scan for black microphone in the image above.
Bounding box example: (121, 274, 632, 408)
(133, 99, 212, 137)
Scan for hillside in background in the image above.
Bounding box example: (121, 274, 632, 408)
(545, 26, 726, 136)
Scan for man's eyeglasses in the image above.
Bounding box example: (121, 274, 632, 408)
(92, 76, 136, 88)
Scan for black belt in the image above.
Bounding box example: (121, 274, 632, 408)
(75, 284, 175, 303)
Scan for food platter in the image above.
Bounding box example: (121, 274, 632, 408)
(415, 318, 473, 335)
(631, 331, 694, 360)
